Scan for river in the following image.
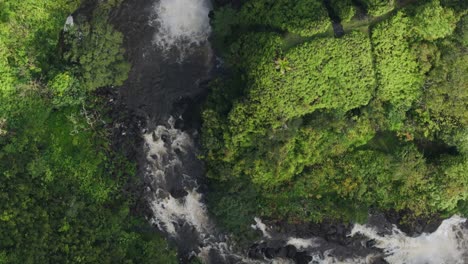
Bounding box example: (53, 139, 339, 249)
(111, 0, 468, 263)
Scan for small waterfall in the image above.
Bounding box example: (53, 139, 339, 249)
(351, 215, 468, 264)
(151, 0, 212, 58)
(252, 217, 273, 239)
(251, 217, 372, 263)
(286, 238, 317, 251)
(143, 118, 211, 236)
(143, 117, 255, 263)
(252, 215, 468, 264)
(142, 0, 251, 262)
(64, 15, 74, 31)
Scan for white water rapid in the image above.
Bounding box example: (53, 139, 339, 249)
(151, 0, 211, 58)
(143, 0, 252, 262)
(351, 215, 468, 264)
(143, 117, 261, 264)
(143, 118, 211, 236)
(252, 216, 468, 264)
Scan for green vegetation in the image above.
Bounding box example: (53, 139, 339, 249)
(371, 12, 422, 111)
(413, 0, 458, 41)
(0, 0, 176, 263)
(206, 31, 375, 187)
(64, 2, 130, 92)
(362, 0, 395, 17)
(330, 0, 356, 22)
(237, 0, 331, 36)
(205, 0, 468, 235)
(2, 0, 467, 260)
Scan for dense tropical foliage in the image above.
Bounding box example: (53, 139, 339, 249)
(204, 0, 468, 235)
(1, 0, 467, 262)
(0, 0, 177, 263)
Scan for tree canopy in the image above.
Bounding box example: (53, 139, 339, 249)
(204, 0, 468, 232)
(0, 0, 177, 262)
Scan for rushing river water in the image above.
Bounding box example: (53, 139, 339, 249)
(112, 0, 468, 263)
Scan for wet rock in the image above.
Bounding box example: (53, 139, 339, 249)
(294, 252, 312, 264)
(336, 224, 346, 236)
(285, 245, 297, 258)
(174, 118, 185, 130)
(368, 213, 394, 236)
(462, 219, 468, 229)
(422, 218, 444, 234)
(371, 256, 389, 264)
(151, 132, 158, 141)
(160, 134, 169, 143)
(174, 148, 182, 155)
(414, 224, 424, 234)
(327, 225, 337, 235)
(248, 242, 268, 259)
(384, 210, 443, 236)
(276, 247, 288, 258)
(170, 188, 188, 198)
(208, 10, 215, 19)
(156, 189, 170, 200)
(247, 248, 264, 259)
(366, 239, 376, 248)
(265, 247, 276, 259)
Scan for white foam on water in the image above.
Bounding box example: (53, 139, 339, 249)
(64, 15, 74, 31)
(351, 215, 468, 264)
(270, 258, 295, 264)
(149, 189, 211, 235)
(252, 217, 272, 238)
(286, 238, 317, 250)
(151, 0, 211, 56)
(143, 117, 255, 263)
(308, 251, 373, 264)
(144, 118, 211, 235)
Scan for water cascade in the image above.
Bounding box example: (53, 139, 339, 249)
(252, 216, 468, 263)
(151, 0, 211, 59)
(142, 1, 250, 262)
(143, 117, 249, 263)
(351, 215, 468, 264)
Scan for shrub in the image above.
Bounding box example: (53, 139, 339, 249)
(363, 0, 395, 17)
(413, 0, 457, 41)
(371, 12, 423, 110)
(331, 0, 356, 22)
(238, 0, 331, 36)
